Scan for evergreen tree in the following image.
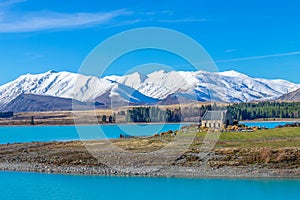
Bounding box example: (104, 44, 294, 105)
(102, 115, 107, 122)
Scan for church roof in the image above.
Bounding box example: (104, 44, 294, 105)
(201, 110, 228, 121)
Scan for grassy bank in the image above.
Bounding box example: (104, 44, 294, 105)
(181, 127, 300, 148)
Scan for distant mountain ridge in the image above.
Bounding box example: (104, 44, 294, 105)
(0, 70, 299, 112)
(278, 88, 300, 101)
(1, 93, 106, 112)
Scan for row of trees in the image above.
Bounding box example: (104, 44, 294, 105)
(227, 102, 300, 120)
(124, 102, 300, 122)
(126, 107, 181, 122)
(0, 111, 13, 118)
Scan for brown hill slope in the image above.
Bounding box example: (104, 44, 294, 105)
(278, 88, 300, 101)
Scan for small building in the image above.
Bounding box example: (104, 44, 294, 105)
(201, 110, 234, 129)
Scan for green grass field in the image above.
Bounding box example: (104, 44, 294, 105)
(186, 127, 300, 149)
(118, 126, 300, 153)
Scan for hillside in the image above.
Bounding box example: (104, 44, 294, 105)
(278, 88, 300, 101)
(1, 93, 105, 112)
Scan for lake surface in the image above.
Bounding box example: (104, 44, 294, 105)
(0, 122, 299, 199)
(0, 171, 299, 200)
(0, 123, 187, 144)
(0, 121, 297, 144)
(242, 121, 296, 129)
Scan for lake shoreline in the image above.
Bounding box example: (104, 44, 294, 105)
(0, 137, 299, 179)
(0, 121, 191, 127)
(1, 161, 299, 179)
(241, 118, 300, 123)
(0, 109, 299, 127)
(0, 119, 299, 127)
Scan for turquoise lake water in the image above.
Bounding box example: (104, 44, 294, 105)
(0, 122, 299, 199)
(0, 123, 185, 144)
(0, 171, 299, 200)
(242, 121, 296, 129)
(0, 121, 295, 144)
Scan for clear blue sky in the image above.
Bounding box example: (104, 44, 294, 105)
(0, 0, 300, 85)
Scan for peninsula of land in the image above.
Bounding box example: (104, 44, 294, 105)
(0, 126, 299, 178)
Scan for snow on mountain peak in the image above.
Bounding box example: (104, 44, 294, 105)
(0, 71, 114, 106)
(217, 70, 250, 77)
(0, 69, 299, 107)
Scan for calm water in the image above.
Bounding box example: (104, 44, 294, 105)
(0, 171, 299, 200)
(242, 121, 296, 129)
(0, 124, 186, 144)
(0, 122, 296, 144)
(0, 122, 299, 199)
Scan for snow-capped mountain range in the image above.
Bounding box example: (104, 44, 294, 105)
(0, 70, 299, 111)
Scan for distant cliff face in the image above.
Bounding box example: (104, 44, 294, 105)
(278, 88, 300, 101)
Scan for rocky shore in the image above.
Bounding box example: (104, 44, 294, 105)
(1, 162, 300, 178)
(0, 139, 299, 178)
(1, 161, 299, 178)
